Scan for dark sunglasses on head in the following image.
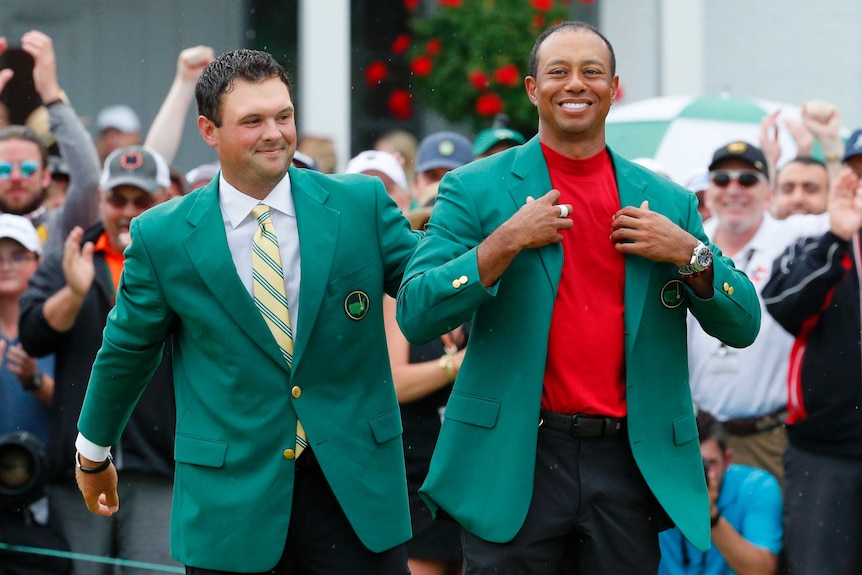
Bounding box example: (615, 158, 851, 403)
(104, 192, 156, 210)
(0, 160, 40, 180)
(710, 170, 766, 188)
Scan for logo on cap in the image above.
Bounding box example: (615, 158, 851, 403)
(119, 151, 144, 171)
(438, 140, 455, 156)
(727, 142, 748, 154)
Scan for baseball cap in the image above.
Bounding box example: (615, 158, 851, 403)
(292, 150, 319, 171)
(708, 141, 768, 177)
(100, 146, 170, 194)
(415, 131, 473, 173)
(345, 150, 408, 190)
(96, 105, 141, 134)
(684, 168, 710, 194)
(0, 214, 42, 256)
(842, 129, 862, 162)
(472, 127, 526, 157)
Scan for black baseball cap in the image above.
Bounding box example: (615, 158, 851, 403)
(708, 141, 768, 177)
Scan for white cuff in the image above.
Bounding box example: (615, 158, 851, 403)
(75, 433, 111, 462)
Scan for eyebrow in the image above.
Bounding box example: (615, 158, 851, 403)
(543, 58, 607, 71)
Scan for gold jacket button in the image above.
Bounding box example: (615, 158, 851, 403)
(459, 275, 468, 284)
(291, 386, 302, 398)
(283, 449, 296, 460)
(727, 286, 734, 295)
(723, 282, 730, 291)
(452, 278, 462, 289)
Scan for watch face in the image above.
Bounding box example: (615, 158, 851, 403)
(696, 246, 713, 268)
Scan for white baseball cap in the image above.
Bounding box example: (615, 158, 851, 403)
(344, 150, 408, 190)
(0, 214, 42, 256)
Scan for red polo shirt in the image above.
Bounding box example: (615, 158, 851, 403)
(541, 144, 627, 417)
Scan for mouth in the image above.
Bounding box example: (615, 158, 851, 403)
(560, 101, 590, 112)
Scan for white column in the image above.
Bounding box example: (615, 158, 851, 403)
(298, 0, 351, 172)
(658, 0, 704, 96)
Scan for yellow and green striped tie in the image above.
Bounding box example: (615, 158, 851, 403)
(251, 204, 307, 458)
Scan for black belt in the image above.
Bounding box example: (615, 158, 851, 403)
(539, 410, 626, 438)
(722, 408, 787, 436)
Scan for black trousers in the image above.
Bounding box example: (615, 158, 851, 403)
(186, 449, 408, 575)
(462, 426, 661, 575)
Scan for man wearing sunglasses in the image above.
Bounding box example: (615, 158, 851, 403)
(687, 141, 830, 487)
(19, 145, 179, 575)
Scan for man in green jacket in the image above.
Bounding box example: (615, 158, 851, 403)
(74, 49, 417, 574)
(397, 21, 760, 575)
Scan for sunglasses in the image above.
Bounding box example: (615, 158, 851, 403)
(710, 170, 766, 188)
(0, 160, 40, 180)
(104, 192, 156, 210)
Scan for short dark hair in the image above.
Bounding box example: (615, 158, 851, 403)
(781, 155, 827, 171)
(696, 410, 729, 452)
(528, 21, 616, 79)
(0, 125, 49, 168)
(195, 49, 292, 127)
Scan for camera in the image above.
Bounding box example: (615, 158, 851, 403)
(0, 431, 48, 515)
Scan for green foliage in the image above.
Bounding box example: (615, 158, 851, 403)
(407, 0, 574, 135)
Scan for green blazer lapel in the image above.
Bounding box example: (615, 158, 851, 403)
(289, 167, 338, 370)
(508, 137, 562, 291)
(611, 150, 653, 352)
(183, 180, 289, 371)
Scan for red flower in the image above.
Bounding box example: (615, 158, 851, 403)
(391, 34, 411, 55)
(532, 14, 546, 29)
(388, 89, 413, 120)
(468, 70, 489, 91)
(476, 92, 504, 116)
(364, 61, 388, 88)
(410, 56, 433, 77)
(425, 38, 441, 56)
(439, 0, 463, 6)
(493, 64, 520, 87)
(403, 0, 420, 8)
(530, 0, 553, 10)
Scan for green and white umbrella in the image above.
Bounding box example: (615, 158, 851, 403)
(605, 95, 804, 184)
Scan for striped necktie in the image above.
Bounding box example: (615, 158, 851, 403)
(251, 204, 307, 458)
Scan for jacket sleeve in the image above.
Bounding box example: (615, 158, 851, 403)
(762, 231, 850, 336)
(18, 249, 70, 358)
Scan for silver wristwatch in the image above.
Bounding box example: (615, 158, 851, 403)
(678, 241, 713, 277)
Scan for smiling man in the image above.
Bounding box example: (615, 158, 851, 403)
(397, 21, 761, 574)
(71, 49, 418, 575)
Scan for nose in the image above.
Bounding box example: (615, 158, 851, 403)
(564, 72, 587, 92)
(261, 118, 282, 141)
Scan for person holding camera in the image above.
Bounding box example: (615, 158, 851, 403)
(658, 411, 782, 575)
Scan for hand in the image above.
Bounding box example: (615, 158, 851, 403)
(828, 168, 862, 241)
(802, 99, 843, 157)
(63, 227, 96, 298)
(705, 466, 720, 522)
(758, 110, 781, 169)
(500, 189, 573, 251)
(76, 457, 119, 516)
(177, 45, 214, 83)
(610, 200, 697, 264)
(783, 117, 814, 158)
(0, 37, 13, 95)
(20, 30, 61, 103)
(6, 343, 38, 388)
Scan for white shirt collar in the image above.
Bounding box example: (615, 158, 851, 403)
(219, 171, 295, 229)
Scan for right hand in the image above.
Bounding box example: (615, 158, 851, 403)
(501, 189, 573, 250)
(76, 457, 119, 516)
(829, 168, 862, 241)
(0, 37, 13, 94)
(20, 30, 61, 103)
(178, 45, 214, 83)
(758, 110, 781, 168)
(63, 227, 96, 298)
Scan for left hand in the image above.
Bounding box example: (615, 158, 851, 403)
(828, 168, 862, 241)
(6, 342, 39, 388)
(0, 37, 13, 94)
(20, 30, 61, 104)
(610, 200, 698, 265)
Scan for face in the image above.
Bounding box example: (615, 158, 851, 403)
(0, 238, 39, 297)
(773, 162, 829, 219)
(198, 76, 297, 200)
(0, 139, 50, 215)
(525, 28, 618, 156)
(705, 159, 771, 234)
(844, 155, 862, 180)
(700, 438, 730, 492)
(99, 185, 156, 252)
(97, 128, 141, 163)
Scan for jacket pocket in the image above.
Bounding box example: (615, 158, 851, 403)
(672, 412, 698, 445)
(326, 261, 373, 296)
(444, 393, 500, 429)
(368, 408, 403, 444)
(174, 434, 228, 468)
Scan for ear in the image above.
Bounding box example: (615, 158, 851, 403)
(724, 448, 733, 468)
(197, 115, 218, 149)
(525, 76, 538, 107)
(610, 75, 620, 104)
(40, 166, 52, 191)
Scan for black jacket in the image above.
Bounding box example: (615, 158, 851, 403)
(762, 231, 862, 459)
(19, 223, 175, 480)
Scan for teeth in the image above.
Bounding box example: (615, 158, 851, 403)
(562, 102, 588, 109)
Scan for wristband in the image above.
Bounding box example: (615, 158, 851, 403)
(438, 354, 456, 382)
(76, 451, 113, 474)
(710, 511, 722, 528)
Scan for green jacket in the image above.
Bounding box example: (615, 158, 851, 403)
(78, 167, 419, 571)
(396, 138, 760, 552)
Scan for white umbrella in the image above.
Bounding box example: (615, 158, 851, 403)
(605, 94, 810, 184)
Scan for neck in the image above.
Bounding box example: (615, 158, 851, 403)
(713, 217, 763, 257)
(538, 127, 606, 160)
(0, 297, 21, 339)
